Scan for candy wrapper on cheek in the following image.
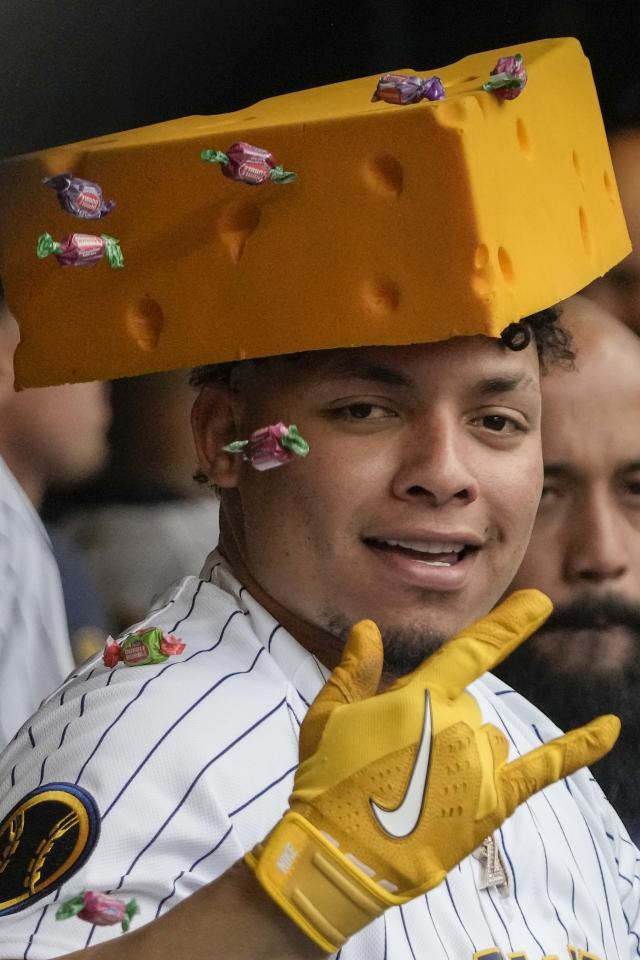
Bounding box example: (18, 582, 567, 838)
(201, 142, 297, 185)
(43, 173, 116, 219)
(223, 422, 310, 471)
(36, 232, 124, 268)
(103, 627, 185, 668)
(371, 73, 445, 105)
(56, 892, 139, 932)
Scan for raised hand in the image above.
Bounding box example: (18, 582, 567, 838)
(247, 590, 620, 954)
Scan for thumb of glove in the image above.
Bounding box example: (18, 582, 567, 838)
(299, 618, 384, 761)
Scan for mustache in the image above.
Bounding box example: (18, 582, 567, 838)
(541, 591, 640, 634)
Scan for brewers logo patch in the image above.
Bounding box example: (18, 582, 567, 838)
(0, 783, 100, 915)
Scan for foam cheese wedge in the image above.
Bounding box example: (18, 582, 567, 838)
(0, 36, 630, 387)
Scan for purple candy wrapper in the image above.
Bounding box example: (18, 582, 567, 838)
(43, 173, 116, 219)
(372, 73, 445, 105)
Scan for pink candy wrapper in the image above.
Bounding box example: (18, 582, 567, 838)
(223, 422, 310, 471)
(201, 142, 297, 185)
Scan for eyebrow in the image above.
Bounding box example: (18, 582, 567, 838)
(323, 362, 536, 394)
(474, 374, 536, 396)
(545, 461, 640, 479)
(544, 463, 580, 481)
(327, 359, 413, 387)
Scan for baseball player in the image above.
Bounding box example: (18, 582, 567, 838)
(0, 454, 74, 747)
(0, 37, 635, 960)
(0, 308, 74, 746)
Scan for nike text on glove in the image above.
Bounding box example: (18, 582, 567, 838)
(245, 589, 620, 954)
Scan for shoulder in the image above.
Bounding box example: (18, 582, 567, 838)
(0, 574, 303, 951)
(0, 456, 53, 556)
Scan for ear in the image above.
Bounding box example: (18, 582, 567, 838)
(191, 384, 244, 488)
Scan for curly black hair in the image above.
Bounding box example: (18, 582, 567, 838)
(189, 305, 574, 392)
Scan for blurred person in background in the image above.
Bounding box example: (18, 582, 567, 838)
(0, 302, 75, 745)
(499, 295, 640, 838)
(585, 106, 640, 334)
(51, 370, 220, 634)
(0, 299, 112, 664)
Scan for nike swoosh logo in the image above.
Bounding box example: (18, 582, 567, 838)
(370, 690, 432, 838)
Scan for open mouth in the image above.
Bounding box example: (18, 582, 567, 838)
(364, 538, 479, 567)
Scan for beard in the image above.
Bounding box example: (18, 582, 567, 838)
(324, 613, 449, 676)
(496, 590, 640, 838)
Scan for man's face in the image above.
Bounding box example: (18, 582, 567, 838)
(228, 336, 543, 665)
(6, 381, 111, 485)
(0, 308, 110, 495)
(511, 314, 640, 669)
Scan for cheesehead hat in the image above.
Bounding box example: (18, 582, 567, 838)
(0, 36, 630, 388)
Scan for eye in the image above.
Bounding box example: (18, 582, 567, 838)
(622, 476, 640, 500)
(334, 403, 395, 421)
(539, 484, 561, 504)
(471, 413, 522, 434)
(482, 415, 511, 432)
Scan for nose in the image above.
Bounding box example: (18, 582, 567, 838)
(564, 489, 629, 585)
(391, 414, 480, 507)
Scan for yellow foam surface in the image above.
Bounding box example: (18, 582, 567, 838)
(0, 37, 630, 387)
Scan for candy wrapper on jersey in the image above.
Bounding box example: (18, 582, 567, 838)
(483, 53, 527, 100)
(103, 627, 185, 667)
(56, 892, 139, 932)
(36, 232, 124, 268)
(201, 142, 297, 185)
(223, 422, 310, 471)
(43, 173, 116, 219)
(371, 73, 445, 105)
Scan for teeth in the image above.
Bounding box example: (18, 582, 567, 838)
(383, 539, 466, 554)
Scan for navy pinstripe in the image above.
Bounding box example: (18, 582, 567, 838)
(155, 825, 234, 918)
(101, 647, 266, 819)
(398, 905, 417, 960)
(445, 877, 476, 951)
(74, 608, 245, 784)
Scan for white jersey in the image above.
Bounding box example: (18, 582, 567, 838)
(0, 456, 74, 748)
(0, 551, 637, 959)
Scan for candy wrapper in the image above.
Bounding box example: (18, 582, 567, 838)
(224, 422, 309, 471)
(36, 232, 124, 268)
(103, 627, 185, 668)
(57, 892, 139, 932)
(43, 173, 116, 219)
(371, 73, 445, 105)
(483, 54, 527, 100)
(201, 142, 297, 185)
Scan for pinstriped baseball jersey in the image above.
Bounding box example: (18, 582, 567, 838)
(0, 456, 74, 749)
(0, 551, 637, 959)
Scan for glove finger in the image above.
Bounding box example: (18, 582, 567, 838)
(414, 590, 552, 699)
(299, 619, 383, 761)
(499, 714, 621, 817)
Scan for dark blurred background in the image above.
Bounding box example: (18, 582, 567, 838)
(1, 0, 638, 160)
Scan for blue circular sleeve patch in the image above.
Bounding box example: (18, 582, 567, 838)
(0, 782, 100, 915)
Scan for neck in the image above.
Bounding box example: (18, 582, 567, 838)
(218, 493, 344, 671)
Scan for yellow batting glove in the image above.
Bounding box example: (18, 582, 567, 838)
(246, 590, 620, 954)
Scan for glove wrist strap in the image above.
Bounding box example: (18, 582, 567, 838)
(245, 811, 393, 954)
